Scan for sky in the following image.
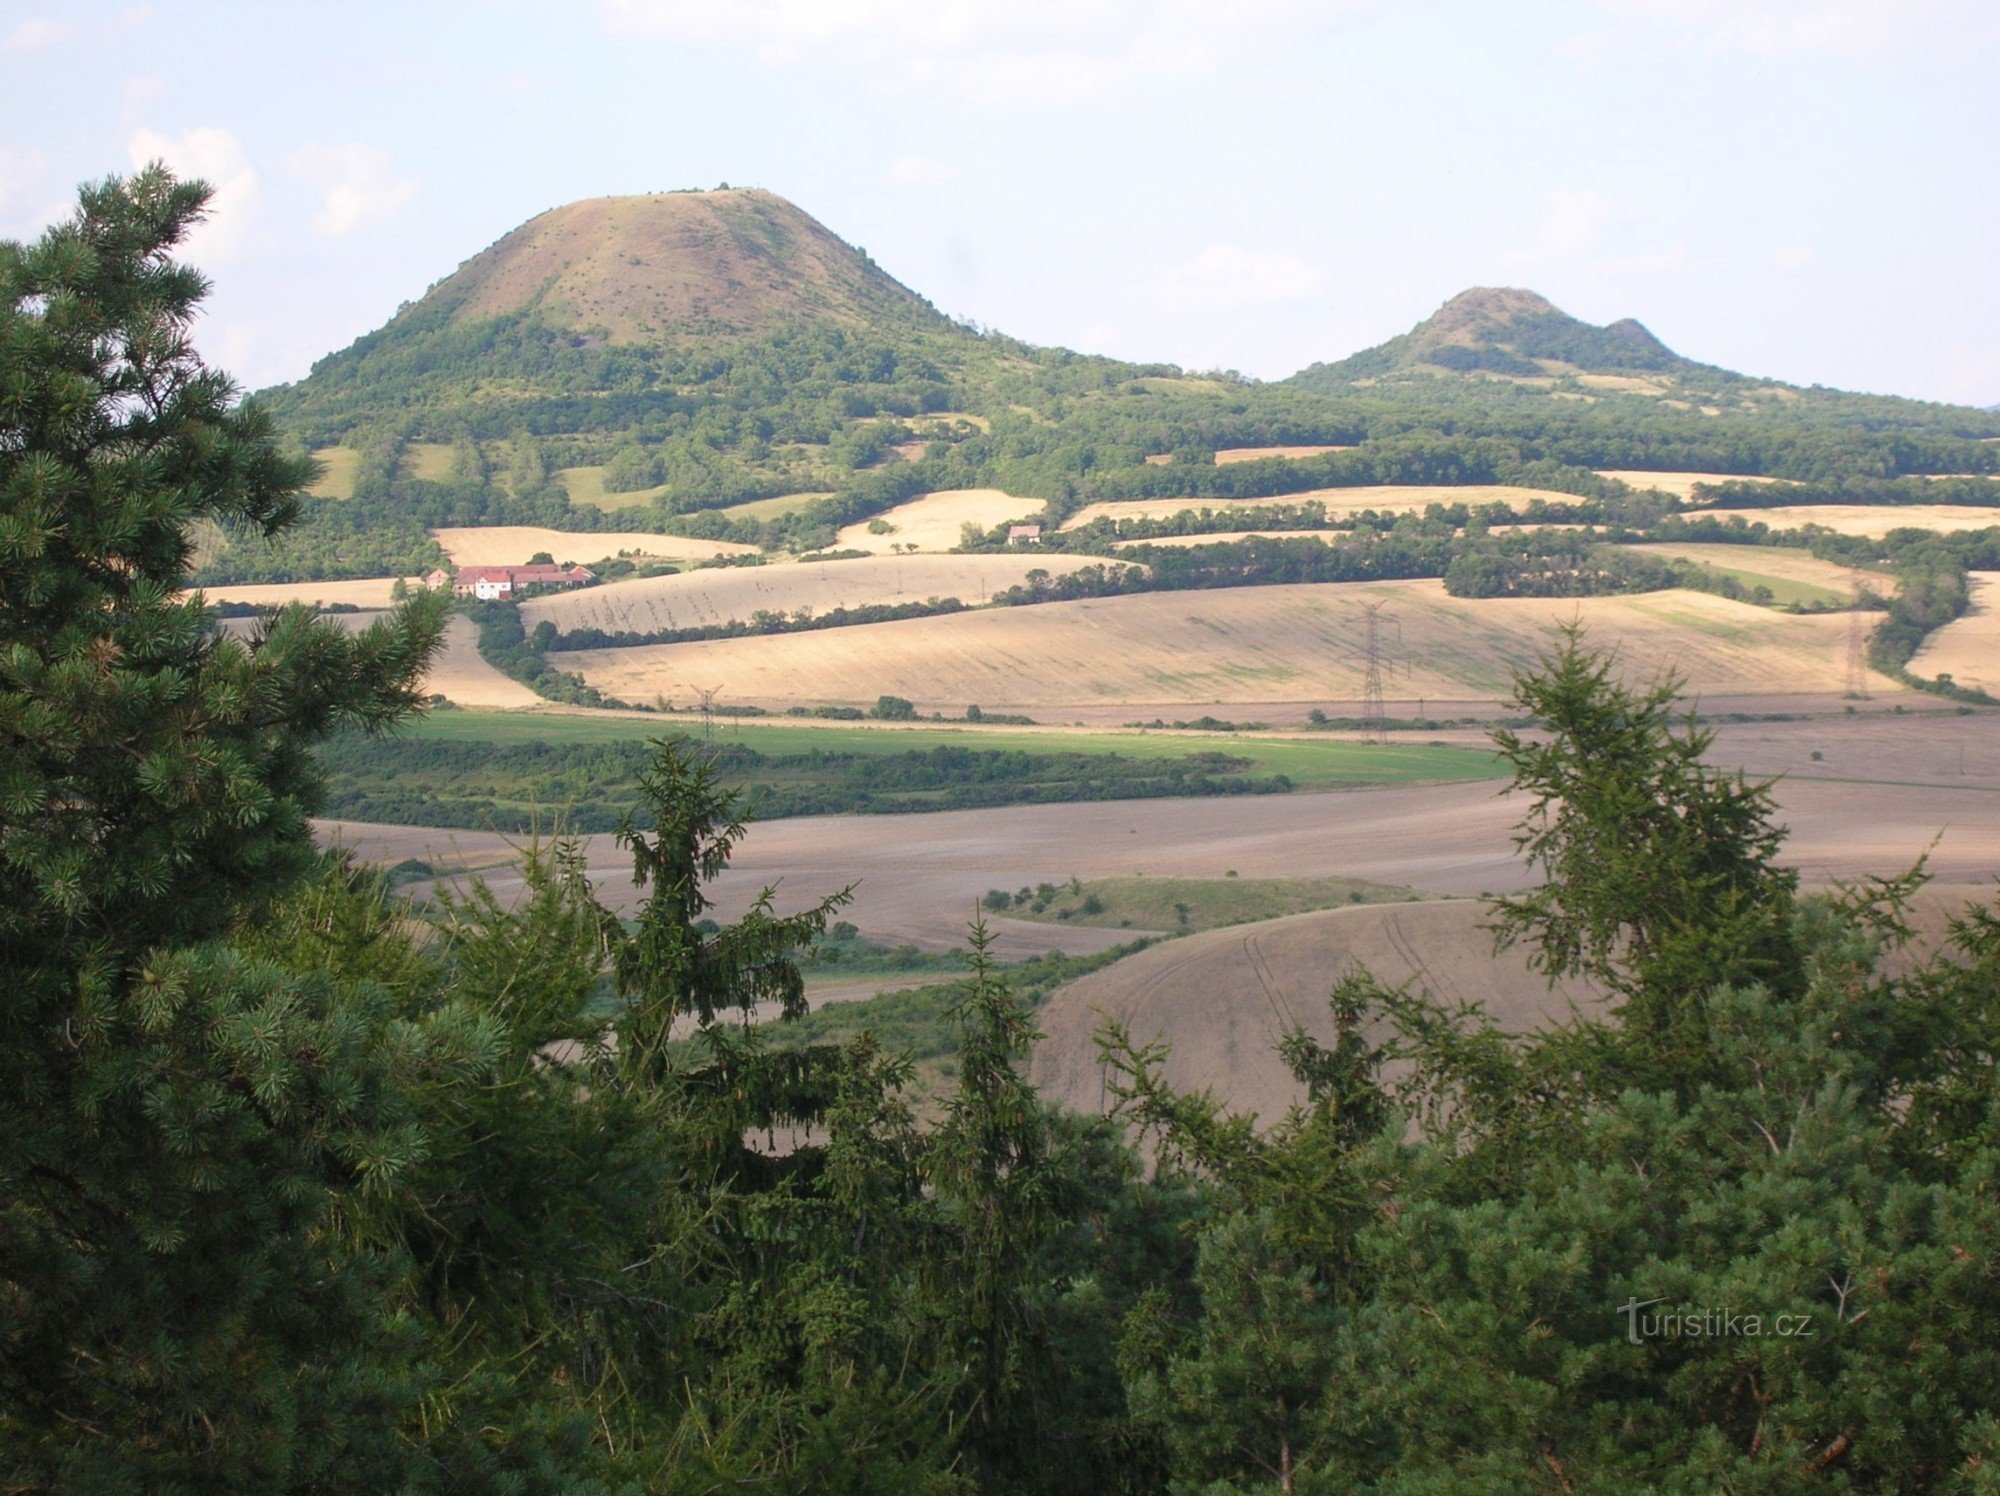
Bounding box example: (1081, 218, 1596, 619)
(4, 0, 1996, 405)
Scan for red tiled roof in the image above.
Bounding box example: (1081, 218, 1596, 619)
(453, 564, 594, 584)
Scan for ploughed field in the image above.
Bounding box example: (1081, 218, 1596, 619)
(325, 710, 2000, 956)
(553, 578, 1901, 714)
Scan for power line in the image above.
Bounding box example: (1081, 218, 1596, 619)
(693, 683, 723, 744)
(1348, 601, 1403, 741)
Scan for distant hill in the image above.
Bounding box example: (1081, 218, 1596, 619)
(1291, 287, 1705, 386)
(401, 189, 945, 344)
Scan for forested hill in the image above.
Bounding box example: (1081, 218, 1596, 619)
(217, 190, 2000, 585)
(257, 187, 1054, 445)
(1290, 286, 1707, 385)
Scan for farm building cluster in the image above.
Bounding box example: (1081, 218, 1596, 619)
(422, 563, 597, 600)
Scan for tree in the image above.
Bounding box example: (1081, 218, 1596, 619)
(1487, 623, 1800, 1065)
(613, 738, 851, 1056)
(0, 167, 455, 1482)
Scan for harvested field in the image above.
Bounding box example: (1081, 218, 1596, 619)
(425, 615, 545, 708)
(1031, 902, 1599, 1121)
(522, 552, 1118, 636)
(1597, 470, 1794, 500)
(430, 526, 759, 567)
(1911, 571, 2000, 694)
(833, 488, 1042, 553)
(1213, 445, 1356, 464)
(1695, 505, 2000, 539)
(1062, 485, 1583, 530)
(200, 576, 421, 610)
(558, 579, 1901, 712)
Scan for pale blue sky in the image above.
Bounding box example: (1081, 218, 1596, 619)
(5, 0, 1996, 404)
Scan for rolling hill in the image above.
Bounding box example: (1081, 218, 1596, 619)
(1291, 286, 1702, 385)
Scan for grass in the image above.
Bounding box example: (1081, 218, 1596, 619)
(560, 465, 674, 511)
(996, 874, 1437, 933)
(402, 443, 456, 482)
(395, 709, 1506, 788)
(1677, 562, 1848, 608)
(305, 447, 359, 500)
(715, 492, 833, 521)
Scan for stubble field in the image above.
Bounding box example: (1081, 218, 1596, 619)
(555, 579, 1900, 713)
(831, 489, 1042, 552)
(519, 552, 1117, 636)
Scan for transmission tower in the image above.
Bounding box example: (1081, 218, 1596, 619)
(1844, 576, 1870, 701)
(1348, 602, 1403, 741)
(693, 683, 723, 744)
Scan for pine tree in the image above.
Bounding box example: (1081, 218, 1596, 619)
(0, 166, 456, 1484)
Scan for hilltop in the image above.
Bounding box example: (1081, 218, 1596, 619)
(391, 189, 944, 344)
(1289, 286, 1702, 386)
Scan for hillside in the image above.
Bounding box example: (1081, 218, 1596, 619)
(1291, 286, 1702, 384)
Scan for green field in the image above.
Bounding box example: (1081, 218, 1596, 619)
(396, 709, 1505, 788)
(1674, 561, 1847, 607)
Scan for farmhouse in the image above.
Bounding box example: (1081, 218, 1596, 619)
(435, 563, 596, 600)
(1007, 524, 1043, 545)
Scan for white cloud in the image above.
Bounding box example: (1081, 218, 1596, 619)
(1588, 0, 2000, 60)
(602, 0, 1373, 101)
(885, 154, 956, 186)
(1772, 245, 1817, 270)
(1139, 245, 1324, 309)
(289, 143, 416, 237)
(127, 126, 259, 263)
(1, 16, 72, 53)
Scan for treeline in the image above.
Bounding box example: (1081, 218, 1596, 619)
(316, 734, 1293, 828)
(1697, 474, 2000, 509)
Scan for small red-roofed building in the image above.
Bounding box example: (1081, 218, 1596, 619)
(446, 563, 596, 600)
